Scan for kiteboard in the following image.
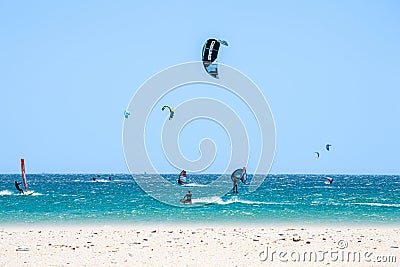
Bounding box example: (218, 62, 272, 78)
(180, 199, 192, 204)
(23, 191, 35, 196)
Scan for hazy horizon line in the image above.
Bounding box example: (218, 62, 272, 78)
(1, 172, 399, 176)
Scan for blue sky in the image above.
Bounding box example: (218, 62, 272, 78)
(1, 1, 399, 174)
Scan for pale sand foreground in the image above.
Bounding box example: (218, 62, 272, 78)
(0, 225, 399, 266)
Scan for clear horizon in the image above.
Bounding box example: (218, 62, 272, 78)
(2, 172, 399, 176)
(1, 1, 400, 174)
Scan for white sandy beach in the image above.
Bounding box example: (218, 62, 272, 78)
(0, 224, 398, 266)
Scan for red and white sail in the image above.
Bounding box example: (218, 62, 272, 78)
(21, 158, 28, 192)
(178, 170, 187, 184)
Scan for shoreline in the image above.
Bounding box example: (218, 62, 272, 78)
(1, 216, 399, 229)
(1, 224, 399, 266)
(1, 221, 399, 229)
(2, 173, 399, 175)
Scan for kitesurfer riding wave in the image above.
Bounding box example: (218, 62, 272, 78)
(180, 190, 192, 204)
(231, 167, 247, 193)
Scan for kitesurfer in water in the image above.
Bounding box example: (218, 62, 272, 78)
(181, 190, 192, 204)
(232, 176, 238, 193)
(325, 177, 333, 184)
(92, 175, 101, 182)
(178, 177, 185, 185)
(14, 181, 24, 194)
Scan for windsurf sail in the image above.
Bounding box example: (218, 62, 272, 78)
(178, 170, 187, 185)
(179, 170, 187, 178)
(231, 167, 247, 183)
(20, 158, 28, 192)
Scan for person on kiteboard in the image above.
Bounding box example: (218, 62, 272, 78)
(232, 176, 238, 193)
(232, 166, 247, 193)
(15, 181, 24, 194)
(181, 190, 192, 204)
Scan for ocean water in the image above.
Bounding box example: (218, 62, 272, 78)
(0, 174, 399, 225)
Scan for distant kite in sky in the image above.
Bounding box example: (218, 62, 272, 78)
(201, 38, 228, 79)
(162, 105, 174, 120)
(314, 152, 320, 158)
(124, 110, 131, 119)
(326, 144, 332, 151)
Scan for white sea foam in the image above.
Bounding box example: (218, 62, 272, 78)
(183, 183, 207, 187)
(191, 196, 295, 206)
(219, 196, 295, 205)
(94, 179, 110, 183)
(15, 192, 43, 196)
(0, 190, 13, 196)
(354, 202, 400, 208)
(191, 196, 222, 204)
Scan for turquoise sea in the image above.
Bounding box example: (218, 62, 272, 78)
(0, 174, 399, 225)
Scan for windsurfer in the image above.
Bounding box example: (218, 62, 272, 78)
(180, 190, 192, 204)
(178, 170, 186, 185)
(14, 181, 24, 194)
